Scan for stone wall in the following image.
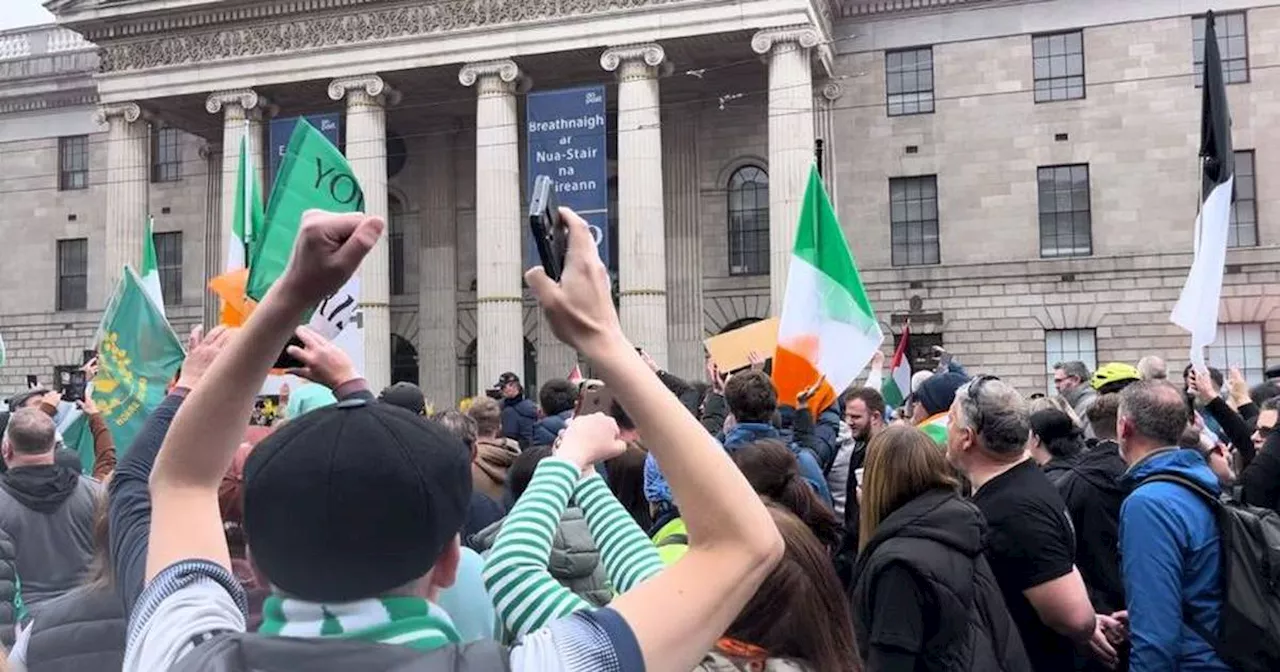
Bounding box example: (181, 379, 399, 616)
(0, 305, 202, 395)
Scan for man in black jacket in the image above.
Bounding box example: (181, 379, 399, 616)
(495, 372, 536, 448)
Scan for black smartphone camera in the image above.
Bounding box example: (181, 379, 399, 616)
(529, 175, 567, 281)
(273, 335, 307, 370)
(60, 369, 87, 403)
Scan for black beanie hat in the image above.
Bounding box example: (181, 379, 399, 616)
(243, 398, 472, 602)
(915, 372, 970, 417)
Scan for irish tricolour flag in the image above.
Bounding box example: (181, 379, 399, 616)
(882, 324, 912, 408)
(140, 216, 165, 317)
(773, 166, 883, 414)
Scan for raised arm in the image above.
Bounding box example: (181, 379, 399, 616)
(526, 207, 783, 671)
(145, 211, 383, 582)
(574, 473, 665, 592)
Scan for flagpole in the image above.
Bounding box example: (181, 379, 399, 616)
(243, 118, 253, 264)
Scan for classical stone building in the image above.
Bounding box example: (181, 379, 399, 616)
(2, 0, 1279, 404)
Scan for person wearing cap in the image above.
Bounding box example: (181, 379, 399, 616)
(124, 208, 785, 671)
(380, 381, 428, 416)
(911, 371, 969, 444)
(495, 372, 537, 448)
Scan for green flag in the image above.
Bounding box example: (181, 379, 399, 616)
(141, 216, 166, 316)
(0, 330, 6, 368)
(58, 411, 95, 474)
(247, 119, 365, 302)
(92, 266, 186, 455)
(229, 132, 263, 272)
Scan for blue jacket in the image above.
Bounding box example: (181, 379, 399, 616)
(500, 397, 538, 448)
(532, 410, 572, 447)
(722, 423, 833, 505)
(776, 404, 842, 470)
(1120, 448, 1232, 672)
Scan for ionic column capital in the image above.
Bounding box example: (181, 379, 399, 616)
(751, 25, 822, 55)
(205, 89, 267, 117)
(459, 60, 525, 94)
(600, 43, 666, 72)
(328, 75, 401, 107)
(93, 102, 142, 126)
(821, 80, 844, 101)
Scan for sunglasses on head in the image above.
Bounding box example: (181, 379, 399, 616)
(966, 375, 1000, 433)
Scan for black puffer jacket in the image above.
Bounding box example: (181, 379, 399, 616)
(0, 527, 18, 647)
(852, 488, 1031, 672)
(25, 584, 126, 672)
(1051, 442, 1127, 614)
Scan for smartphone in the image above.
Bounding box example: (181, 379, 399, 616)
(25, 375, 38, 390)
(272, 335, 306, 370)
(576, 380, 613, 416)
(82, 349, 97, 365)
(61, 369, 86, 403)
(529, 175, 567, 281)
(485, 387, 504, 401)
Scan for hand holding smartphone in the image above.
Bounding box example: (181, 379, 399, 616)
(529, 175, 568, 281)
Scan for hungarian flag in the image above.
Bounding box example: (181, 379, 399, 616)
(882, 324, 912, 408)
(1171, 10, 1235, 370)
(774, 165, 883, 414)
(140, 216, 165, 316)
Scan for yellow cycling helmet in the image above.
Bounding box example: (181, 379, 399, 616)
(1091, 362, 1141, 392)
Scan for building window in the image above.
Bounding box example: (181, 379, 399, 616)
(391, 334, 419, 386)
(1194, 12, 1249, 85)
(890, 175, 940, 267)
(151, 127, 182, 183)
(1046, 329, 1098, 394)
(886, 47, 934, 116)
(1208, 323, 1265, 384)
(153, 231, 183, 306)
(56, 238, 88, 311)
(1038, 164, 1092, 258)
(1230, 150, 1257, 248)
(727, 166, 769, 276)
(389, 196, 406, 295)
(1032, 31, 1085, 102)
(58, 136, 88, 190)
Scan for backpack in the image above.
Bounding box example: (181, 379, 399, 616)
(1140, 474, 1280, 672)
(170, 633, 510, 672)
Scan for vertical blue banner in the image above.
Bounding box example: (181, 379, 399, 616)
(268, 113, 342, 188)
(525, 86, 610, 269)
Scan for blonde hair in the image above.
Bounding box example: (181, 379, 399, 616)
(466, 396, 503, 438)
(859, 425, 960, 551)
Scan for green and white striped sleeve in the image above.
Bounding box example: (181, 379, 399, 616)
(482, 458, 592, 636)
(574, 474, 666, 593)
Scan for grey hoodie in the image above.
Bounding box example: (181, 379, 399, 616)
(471, 507, 610, 607)
(0, 466, 101, 606)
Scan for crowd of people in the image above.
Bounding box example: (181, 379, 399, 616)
(0, 206, 1276, 671)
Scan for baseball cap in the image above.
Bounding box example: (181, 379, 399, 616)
(496, 372, 521, 388)
(243, 398, 472, 602)
(379, 382, 427, 415)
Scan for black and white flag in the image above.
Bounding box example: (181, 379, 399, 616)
(1172, 10, 1235, 369)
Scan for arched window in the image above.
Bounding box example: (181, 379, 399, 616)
(391, 334, 418, 385)
(461, 339, 538, 399)
(389, 195, 406, 295)
(727, 166, 769, 276)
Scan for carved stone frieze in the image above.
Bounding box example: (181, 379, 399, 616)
(98, 0, 689, 72)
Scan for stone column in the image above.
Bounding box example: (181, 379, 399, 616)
(205, 90, 267, 274)
(460, 60, 524, 388)
(94, 102, 148, 293)
(662, 108, 704, 380)
(419, 122, 458, 407)
(200, 142, 223, 327)
(329, 75, 398, 392)
(752, 26, 819, 314)
(602, 44, 669, 367)
(815, 80, 842, 204)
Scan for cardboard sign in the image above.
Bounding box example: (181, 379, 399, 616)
(703, 317, 780, 373)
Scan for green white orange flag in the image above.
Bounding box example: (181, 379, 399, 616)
(773, 165, 883, 414)
(881, 324, 912, 408)
(140, 216, 165, 316)
(228, 131, 263, 273)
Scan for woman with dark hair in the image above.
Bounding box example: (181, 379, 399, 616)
(1028, 408, 1086, 482)
(700, 505, 860, 671)
(731, 439, 840, 552)
(605, 440, 652, 531)
(852, 425, 1030, 672)
(19, 491, 125, 671)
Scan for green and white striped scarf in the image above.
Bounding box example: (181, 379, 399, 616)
(258, 595, 461, 650)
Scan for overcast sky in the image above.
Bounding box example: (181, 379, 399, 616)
(1, 0, 56, 30)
